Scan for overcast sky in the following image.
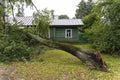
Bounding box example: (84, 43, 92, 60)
(24, 0, 85, 18)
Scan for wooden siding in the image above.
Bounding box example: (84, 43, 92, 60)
(50, 26, 79, 42)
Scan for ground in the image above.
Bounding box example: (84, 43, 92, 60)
(0, 44, 120, 80)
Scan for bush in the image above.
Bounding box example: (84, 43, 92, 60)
(94, 25, 120, 54)
(0, 28, 32, 62)
(0, 40, 31, 62)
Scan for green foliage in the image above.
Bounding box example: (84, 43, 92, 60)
(96, 26, 120, 54)
(75, 0, 94, 19)
(15, 3, 24, 17)
(0, 40, 30, 62)
(0, 0, 33, 34)
(84, 0, 120, 54)
(82, 13, 98, 28)
(8, 27, 28, 42)
(0, 5, 4, 16)
(75, 0, 94, 43)
(0, 1, 51, 62)
(0, 28, 32, 62)
(0, 40, 31, 62)
(0, 0, 33, 17)
(32, 8, 54, 38)
(59, 15, 69, 19)
(1, 47, 120, 80)
(0, 26, 51, 62)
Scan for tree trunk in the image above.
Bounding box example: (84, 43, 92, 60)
(2, 15, 6, 34)
(27, 33, 108, 72)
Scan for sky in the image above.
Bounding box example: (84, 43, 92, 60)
(24, 0, 84, 18)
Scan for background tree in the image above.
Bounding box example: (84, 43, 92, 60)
(0, 0, 33, 33)
(32, 8, 54, 38)
(15, 3, 24, 17)
(59, 14, 69, 19)
(84, 0, 120, 54)
(75, 0, 93, 19)
(82, 12, 97, 28)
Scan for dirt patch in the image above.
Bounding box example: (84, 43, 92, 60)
(0, 66, 24, 80)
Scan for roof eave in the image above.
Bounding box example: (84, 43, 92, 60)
(50, 24, 84, 27)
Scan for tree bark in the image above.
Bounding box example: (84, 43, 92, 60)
(27, 33, 108, 72)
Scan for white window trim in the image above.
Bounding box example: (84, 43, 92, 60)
(65, 29, 72, 38)
(48, 29, 50, 38)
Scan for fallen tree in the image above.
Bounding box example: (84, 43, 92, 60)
(26, 33, 108, 72)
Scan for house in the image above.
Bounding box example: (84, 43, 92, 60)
(9, 16, 84, 42)
(50, 16, 84, 42)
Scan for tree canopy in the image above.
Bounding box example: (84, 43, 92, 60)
(84, 0, 120, 54)
(32, 8, 54, 38)
(0, 0, 34, 33)
(59, 15, 69, 19)
(75, 0, 93, 19)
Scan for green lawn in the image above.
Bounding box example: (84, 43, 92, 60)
(0, 44, 120, 80)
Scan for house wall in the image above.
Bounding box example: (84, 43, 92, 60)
(50, 26, 79, 42)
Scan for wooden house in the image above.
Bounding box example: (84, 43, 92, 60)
(9, 16, 84, 42)
(49, 16, 84, 42)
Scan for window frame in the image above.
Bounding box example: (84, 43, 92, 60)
(65, 29, 72, 38)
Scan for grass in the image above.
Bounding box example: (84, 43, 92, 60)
(0, 44, 120, 80)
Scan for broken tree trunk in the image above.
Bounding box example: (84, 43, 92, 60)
(27, 33, 108, 72)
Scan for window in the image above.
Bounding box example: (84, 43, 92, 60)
(65, 29, 72, 38)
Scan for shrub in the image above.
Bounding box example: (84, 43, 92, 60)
(0, 28, 32, 62)
(0, 40, 31, 62)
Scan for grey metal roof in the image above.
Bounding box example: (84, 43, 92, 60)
(50, 19, 84, 26)
(16, 16, 34, 25)
(9, 16, 34, 26)
(9, 16, 84, 26)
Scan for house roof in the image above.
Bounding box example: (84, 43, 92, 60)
(9, 16, 84, 26)
(9, 16, 34, 26)
(50, 19, 84, 26)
